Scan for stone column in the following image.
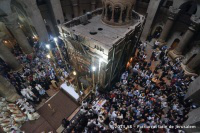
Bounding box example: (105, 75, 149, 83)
(26, 0, 49, 43)
(171, 15, 200, 58)
(0, 33, 21, 71)
(119, 6, 123, 24)
(91, 0, 96, 11)
(110, 7, 114, 23)
(141, 0, 162, 41)
(0, 75, 20, 102)
(5, 13, 33, 54)
(49, 0, 64, 24)
(104, 6, 108, 19)
(125, 7, 130, 23)
(71, 0, 79, 17)
(185, 53, 200, 73)
(159, 6, 180, 43)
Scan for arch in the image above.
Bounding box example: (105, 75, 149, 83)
(179, 1, 197, 15)
(152, 26, 163, 39)
(185, 54, 197, 65)
(170, 38, 180, 50)
(101, 0, 135, 26)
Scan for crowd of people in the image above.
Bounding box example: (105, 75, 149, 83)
(0, 40, 70, 106)
(0, 97, 41, 132)
(63, 40, 197, 133)
(0, 39, 72, 132)
(0, 35, 198, 132)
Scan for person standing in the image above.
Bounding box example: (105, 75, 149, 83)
(153, 40, 160, 49)
(35, 84, 49, 99)
(150, 51, 156, 61)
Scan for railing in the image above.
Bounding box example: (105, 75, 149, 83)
(64, 8, 103, 28)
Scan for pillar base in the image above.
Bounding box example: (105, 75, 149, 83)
(168, 50, 184, 60)
(181, 63, 198, 77)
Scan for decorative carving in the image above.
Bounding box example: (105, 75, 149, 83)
(168, 6, 180, 20)
(190, 15, 200, 31)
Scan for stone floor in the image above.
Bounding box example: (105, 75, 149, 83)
(35, 85, 60, 110)
(21, 90, 80, 133)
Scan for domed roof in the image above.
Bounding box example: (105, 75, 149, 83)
(101, 0, 136, 26)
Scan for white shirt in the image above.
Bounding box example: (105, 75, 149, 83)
(155, 41, 160, 45)
(143, 42, 147, 47)
(111, 111, 117, 120)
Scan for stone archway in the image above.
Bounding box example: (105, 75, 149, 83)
(122, 6, 128, 22)
(152, 26, 163, 39)
(179, 1, 197, 15)
(178, 1, 197, 24)
(170, 38, 180, 50)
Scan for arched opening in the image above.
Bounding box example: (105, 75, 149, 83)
(179, 1, 197, 15)
(170, 38, 180, 50)
(107, 4, 112, 21)
(122, 6, 128, 22)
(114, 6, 121, 23)
(179, 1, 197, 24)
(152, 26, 162, 39)
(185, 54, 197, 65)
